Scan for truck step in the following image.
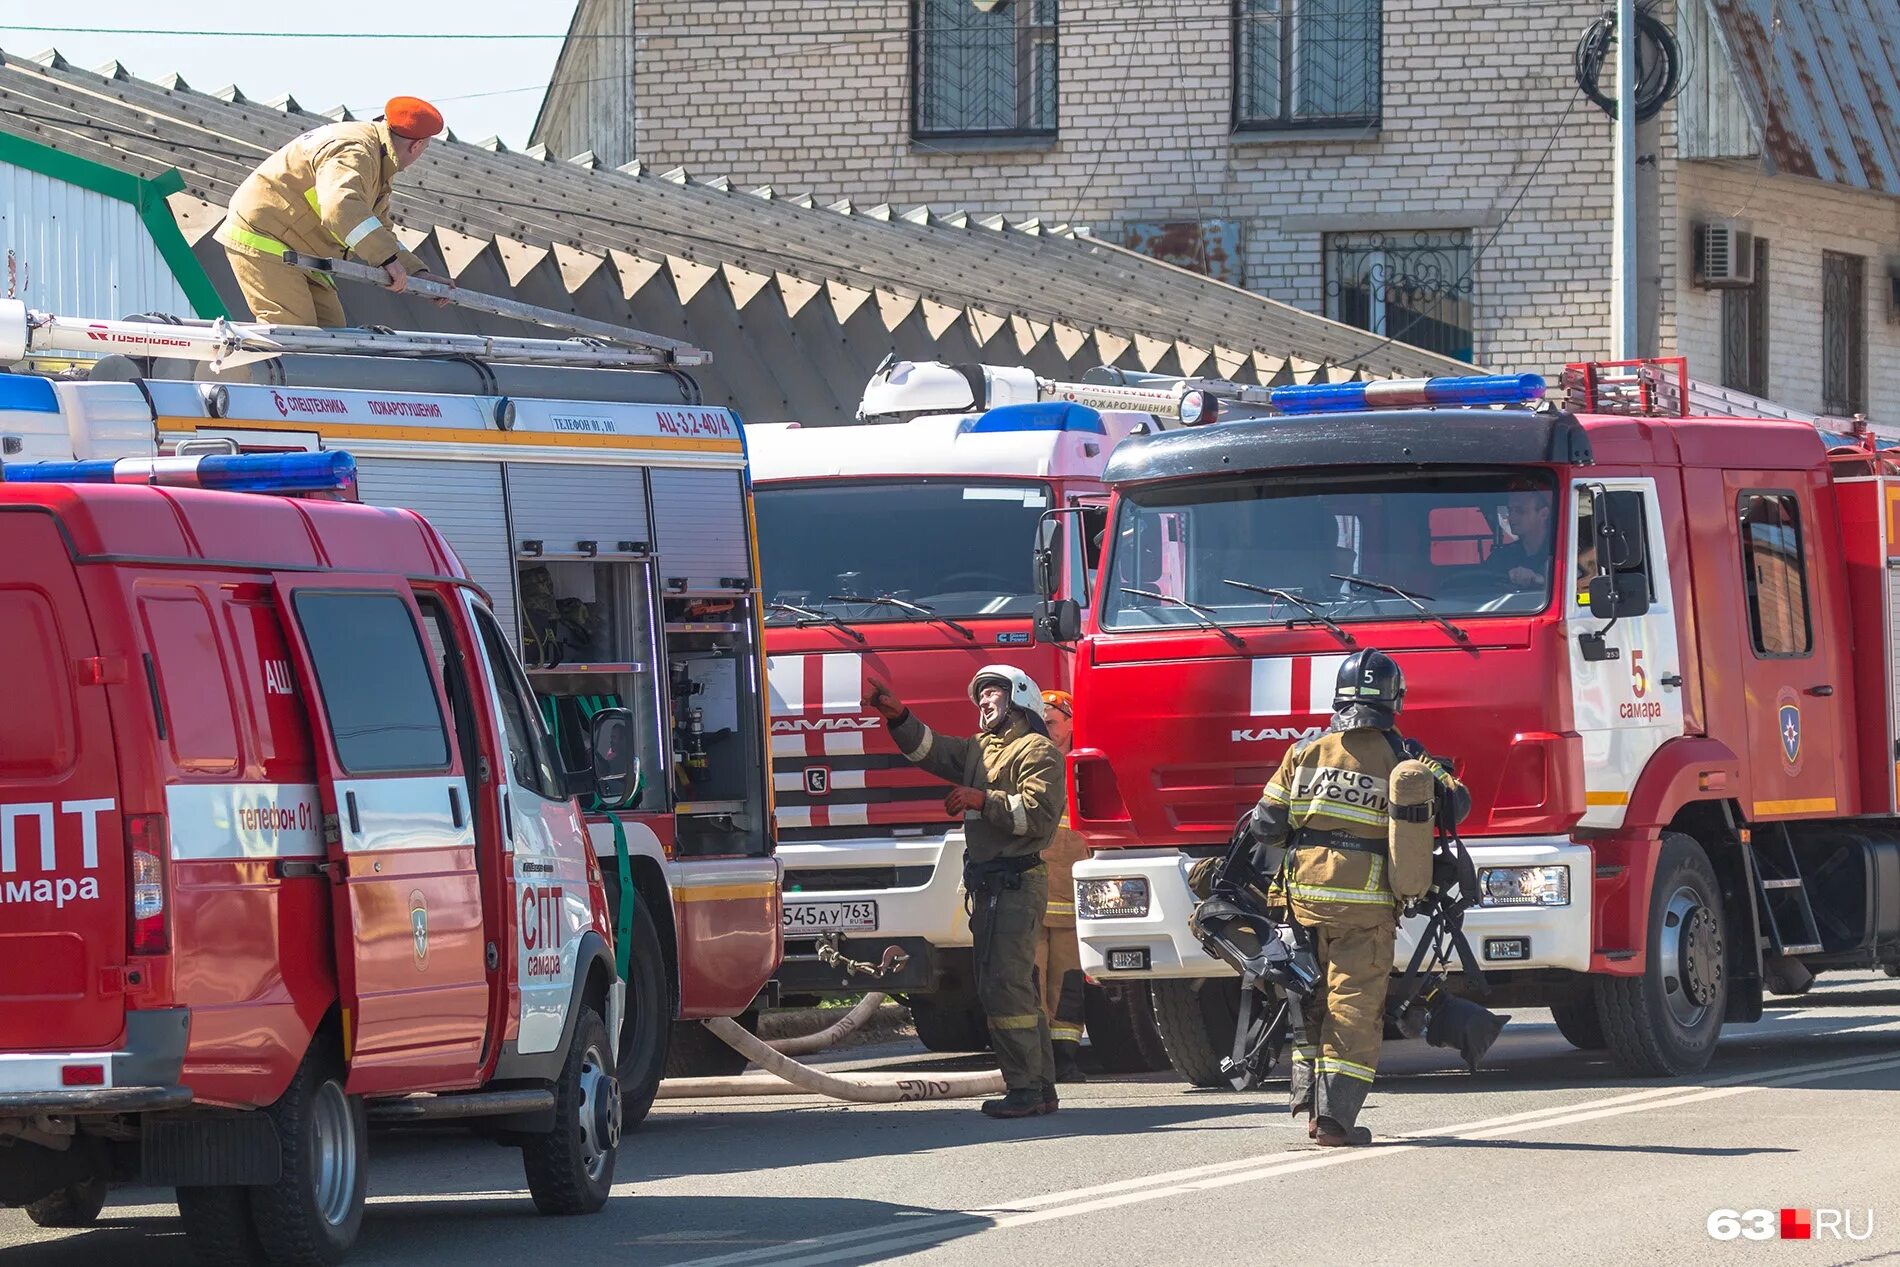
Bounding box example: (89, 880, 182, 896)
(366, 1088, 556, 1122)
(1760, 878, 1805, 889)
(1778, 943, 1824, 955)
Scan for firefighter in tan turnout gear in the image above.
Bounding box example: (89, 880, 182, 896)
(1038, 689, 1089, 1083)
(1249, 649, 1468, 1146)
(866, 667, 1065, 1118)
(217, 96, 445, 327)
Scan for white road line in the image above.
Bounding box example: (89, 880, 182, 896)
(671, 1046, 1900, 1267)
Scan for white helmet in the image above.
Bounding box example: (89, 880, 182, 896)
(968, 665, 1042, 714)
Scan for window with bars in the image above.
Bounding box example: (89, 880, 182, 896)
(1822, 250, 1866, 417)
(1235, 0, 1382, 130)
(1324, 230, 1474, 362)
(1720, 237, 1770, 398)
(913, 0, 1058, 139)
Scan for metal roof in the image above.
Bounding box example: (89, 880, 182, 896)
(1701, 0, 1900, 195)
(0, 47, 1471, 426)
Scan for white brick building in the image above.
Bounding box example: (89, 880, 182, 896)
(534, 0, 1900, 420)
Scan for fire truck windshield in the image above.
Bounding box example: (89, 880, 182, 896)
(1099, 469, 1559, 631)
(755, 478, 1051, 620)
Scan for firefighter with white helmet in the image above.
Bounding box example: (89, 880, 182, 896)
(865, 665, 1065, 1117)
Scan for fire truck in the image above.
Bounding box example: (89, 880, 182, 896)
(747, 358, 1243, 1064)
(0, 303, 780, 1099)
(1059, 361, 1900, 1080)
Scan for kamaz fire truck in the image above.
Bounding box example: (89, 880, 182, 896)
(746, 359, 1239, 1064)
(1059, 361, 1900, 1080)
(0, 302, 780, 1106)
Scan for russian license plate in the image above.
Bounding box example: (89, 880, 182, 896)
(1485, 937, 1530, 961)
(783, 900, 879, 933)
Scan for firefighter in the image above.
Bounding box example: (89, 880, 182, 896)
(1038, 689, 1089, 1082)
(216, 96, 446, 327)
(865, 667, 1063, 1118)
(1247, 649, 1467, 1146)
(1487, 484, 1554, 590)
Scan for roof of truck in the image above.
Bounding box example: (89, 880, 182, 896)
(0, 482, 466, 578)
(746, 406, 1155, 483)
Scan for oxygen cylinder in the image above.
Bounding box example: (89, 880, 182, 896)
(1388, 760, 1437, 903)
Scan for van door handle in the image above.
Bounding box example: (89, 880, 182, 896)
(1660, 673, 1683, 688)
(449, 785, 465, 829)
(1806, 684, 1835, 697)
(345, 790, 361, 836)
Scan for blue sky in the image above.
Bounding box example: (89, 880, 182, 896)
(0, 2, 581, 149)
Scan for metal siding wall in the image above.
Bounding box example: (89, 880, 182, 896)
(0, 162, 196, 318)
(504, 463, 651, 551)
(355, 459, 518, 639)
(648, 468, 751, 589)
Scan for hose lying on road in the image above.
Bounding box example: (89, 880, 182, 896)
(671, 1016, 1007, 1103)
(765, 992, 890, 1057)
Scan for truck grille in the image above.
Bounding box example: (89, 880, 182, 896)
(784, 865, 935, 892)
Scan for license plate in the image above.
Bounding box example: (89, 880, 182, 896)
(783, 900, 878, 933)
(1485, 937, 1530, 961)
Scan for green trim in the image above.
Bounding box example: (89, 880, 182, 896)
(0, 129, 228, 319)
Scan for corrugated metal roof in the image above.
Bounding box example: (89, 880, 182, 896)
(0, 153, 198, 319)
(0, 47, 1472, 425)
(1702, 0, 1900, 195)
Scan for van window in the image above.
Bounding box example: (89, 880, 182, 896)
(139, 589, 241, 775)
(1739, 491, 1813, 657)
(473, 606, 565, 801)
(292, 591, 450, 774)
(0, 589, 76, 780)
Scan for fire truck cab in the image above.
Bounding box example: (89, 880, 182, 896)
(0, 451, 632, 1261)
(1064, 363, 1900, 1081)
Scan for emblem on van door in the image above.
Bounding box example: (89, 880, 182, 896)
(804, 766, 832, 797)
(1779, 703, 1802, 765)
(410, 890, 430, 970)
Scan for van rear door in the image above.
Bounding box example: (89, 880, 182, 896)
(0, 509, 125, 1050)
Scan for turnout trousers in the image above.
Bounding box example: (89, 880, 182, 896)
(1287, 920, 1397, 1130)
(224, 242, 347, 327)
(1033, 925, 1087, 1046)
(972, 866, 1056, 1092)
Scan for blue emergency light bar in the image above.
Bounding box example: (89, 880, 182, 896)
(964, 401, 1108, 435)
(2, 450, 358, 494)
(1270, 373, 1547, 415)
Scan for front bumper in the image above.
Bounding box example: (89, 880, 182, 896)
(1074, 839, 1595, 979)
(777, 829, 973, 948)
(0, 1009, 192, 1119)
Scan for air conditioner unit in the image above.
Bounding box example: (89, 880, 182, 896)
(1694, 220, 1755, 288)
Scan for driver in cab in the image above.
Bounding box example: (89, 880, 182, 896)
(1486, 485, 1553, 591)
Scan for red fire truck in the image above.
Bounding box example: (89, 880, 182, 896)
(1061, 362, 1900, 1079)
(0, 449, 632, 1261)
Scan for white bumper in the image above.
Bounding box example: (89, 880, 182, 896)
(777, 829, 972, 947)
(1075, 838, 1595, 979)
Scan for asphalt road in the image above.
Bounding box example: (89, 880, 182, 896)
(8, 974, 1900, 1266)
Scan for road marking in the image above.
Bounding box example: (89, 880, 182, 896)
(671, 1046, 1900, 1267)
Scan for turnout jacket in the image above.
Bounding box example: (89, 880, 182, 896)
(1252, 715, 1467, 928)
(889, 711, 1064, 864)
(217, 121, 426, 274)
(1041, 817, 1089, 927)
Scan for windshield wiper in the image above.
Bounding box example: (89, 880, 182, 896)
(1330, 573, 1471, 645)
(827, 594, 975, 641)
(1118, 587, 1244, 648)
(1220, 579, 1356, 647)
(767, 601, 867, 644)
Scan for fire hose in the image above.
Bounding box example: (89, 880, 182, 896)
(764, 991, 890, 1057)
(661, 1017, 1006, 1103)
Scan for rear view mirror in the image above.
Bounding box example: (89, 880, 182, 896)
(1587, 574, 1650, 621)
(1033, 545, 1058, 602)
(581, 707, 640, 807)
(1591, 488, 1647, 571)
(1036, 598, 1082, 645)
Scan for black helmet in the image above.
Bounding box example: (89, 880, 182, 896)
(1334, 649, 1405, 712)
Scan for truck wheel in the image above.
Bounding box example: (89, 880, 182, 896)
(1550, 996, 1608, 1050)
(908, 992, 992, 1053)
(522, 1005, 618, 1216)
(665, 1009, 759, 1078)
(617, 900, 670, 1129)
(1083, 982, 1172, 1073)
(1150, 978, 1240, 1088)
(177, 1186, 267, 1267)
(1598, 834, 1728, 1076)
(247, 1050, 367, 1266)
(25, 1172, 108, 1228)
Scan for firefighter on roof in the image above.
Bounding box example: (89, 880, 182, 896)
(217, 96, 446, 327)
(1038, 689, 1090, 1082)
(1246, 649, 1467, 1146)
(866, 667, 1065, 1118)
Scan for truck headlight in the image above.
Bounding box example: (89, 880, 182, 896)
(1479, 865, 1570, 907)
(1076, 877, 1149, 919)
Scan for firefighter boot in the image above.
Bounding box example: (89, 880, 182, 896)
(1314, 1117, 1374, 1147)
(1052, 1040, 1087, 1083)
(1042, 1084, 1061, 1115)
(983, 1088, 1049, 1119)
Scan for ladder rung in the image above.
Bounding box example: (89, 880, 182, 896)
(1761, 878, 1805, 889)
(1779, 944, 1823, 955)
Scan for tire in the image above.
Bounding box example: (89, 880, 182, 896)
(908, 992, 992, 1053)
(664, 1009, 758, 1078)
(177, 1186, 267, 1267)
(1150, 978, 1241, 1088)
(247, 1049, 368, 1266)
(25, 1172, 108, 1228)
(1598, 834, 1729, 1076)
(1083, 982, 1172, 1073)
(1550, 996, 1608, 1050)
(616, 899, 670, 1129)
(522, 1005, 618, 1217)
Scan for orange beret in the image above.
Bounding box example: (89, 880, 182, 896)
(384, 96, 444, 140)
(1042, 689, 1073, 714)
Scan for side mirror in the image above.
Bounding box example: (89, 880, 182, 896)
(1587, 574, 1650, 621)
(1035, 598, 1082, 644)
(1033, 545, 1059, 602)
(1590, 488, 1647, 571)
(581, 706, 640, 807)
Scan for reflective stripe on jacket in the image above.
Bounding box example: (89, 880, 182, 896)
(1041, 817, 1088, 927)
(216, 121, 425, 274)
(889, 711, 1063, 864)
